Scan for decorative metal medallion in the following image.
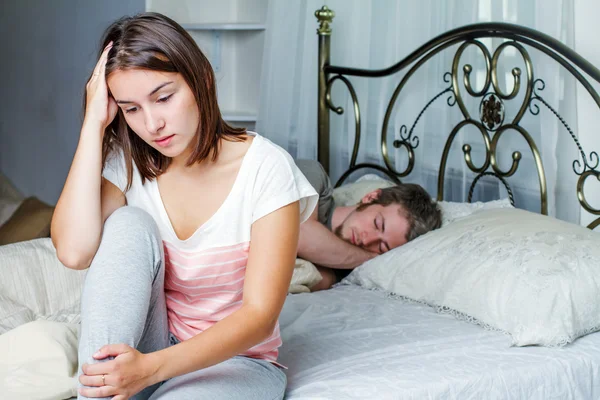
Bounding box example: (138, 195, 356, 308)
(479, 93, 505, 131)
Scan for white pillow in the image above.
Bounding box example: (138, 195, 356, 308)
(332, 179, 395, 207)
(0, 320, 79, 400)
(0, 238, 86, 334)
(344, 208, 600, 347)
(438, 198, 513, 226)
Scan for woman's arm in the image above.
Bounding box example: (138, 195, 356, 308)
(79, 201, 299, 399)
(51, 43, 122, 270)
(147, 201, 300, 383)
(52, 134, 124, 270)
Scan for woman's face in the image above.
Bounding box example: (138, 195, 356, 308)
(107, 68, 200, 162)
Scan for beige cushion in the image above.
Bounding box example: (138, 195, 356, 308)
(0, 171, 23, 202)
(0, 197, 54, 246)
(0, 171, 23, 228)
(0, 198, 21, 228)
(289, 258, 322, 293)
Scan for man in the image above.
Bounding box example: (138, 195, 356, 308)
(296, 160, 442, 291)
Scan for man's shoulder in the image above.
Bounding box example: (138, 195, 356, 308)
(295, 160, 331, 194)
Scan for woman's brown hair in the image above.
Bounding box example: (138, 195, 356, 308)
(88, 12, 245, 190)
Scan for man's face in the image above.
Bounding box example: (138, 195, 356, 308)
(335, 202, 410, 254)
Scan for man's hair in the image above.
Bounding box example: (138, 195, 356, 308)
(357, 184, 442, 242)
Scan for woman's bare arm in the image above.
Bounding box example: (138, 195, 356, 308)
(144, 201, 300, 383)
(51, 128, 125, 270)
(51, 43, 121, 270)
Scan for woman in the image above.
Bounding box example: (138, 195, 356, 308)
(51, 12, 317, 400)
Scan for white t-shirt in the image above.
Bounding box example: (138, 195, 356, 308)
(102, 132, 318, 364)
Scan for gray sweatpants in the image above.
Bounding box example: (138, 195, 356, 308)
(78, 206, 287, 400)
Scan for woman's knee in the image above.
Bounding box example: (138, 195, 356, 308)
(105, 206, 157, 233)
(103, 206, 160, 242)
(89, 206, 164, 282)
(98, 206, 163, 263)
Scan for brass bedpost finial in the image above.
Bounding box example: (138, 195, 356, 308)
(315, 5, 334, 35)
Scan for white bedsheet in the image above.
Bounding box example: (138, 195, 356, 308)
(279, 285, 600, 400)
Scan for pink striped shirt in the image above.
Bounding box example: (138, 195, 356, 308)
(102, 132, 318, 364)
(164, 241, 283, 362)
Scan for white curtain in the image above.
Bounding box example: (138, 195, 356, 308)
(257, 0, 579, 223)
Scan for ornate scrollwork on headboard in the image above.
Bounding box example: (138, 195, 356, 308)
(325, 74, 403, 186)
(437, 39, 547, 213)
(315, 6, 600, 230)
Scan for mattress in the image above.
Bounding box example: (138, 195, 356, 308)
(279, 285, 600, 400)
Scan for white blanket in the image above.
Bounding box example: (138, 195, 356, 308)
(279, 285, 600, 399)
(0, 239, 321, 334)
(0, 239, 86, 335)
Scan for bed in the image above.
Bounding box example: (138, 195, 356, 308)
(277, 5, 600, 399)
(280, 286, 600, 399)
(2, 5, 600, 400)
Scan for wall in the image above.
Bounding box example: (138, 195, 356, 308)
(0, 0, 144, 205)
(574, 0, 600, 227)
(1, 0, 598, 220)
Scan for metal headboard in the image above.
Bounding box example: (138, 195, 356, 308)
(315, 5, 600, 230)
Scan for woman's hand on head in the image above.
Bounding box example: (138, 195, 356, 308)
(84, 42, 118, 131)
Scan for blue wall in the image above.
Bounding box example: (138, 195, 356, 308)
(0, 0, 145, 204)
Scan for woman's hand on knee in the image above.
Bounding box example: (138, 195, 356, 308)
(79, 344, 160, 399)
